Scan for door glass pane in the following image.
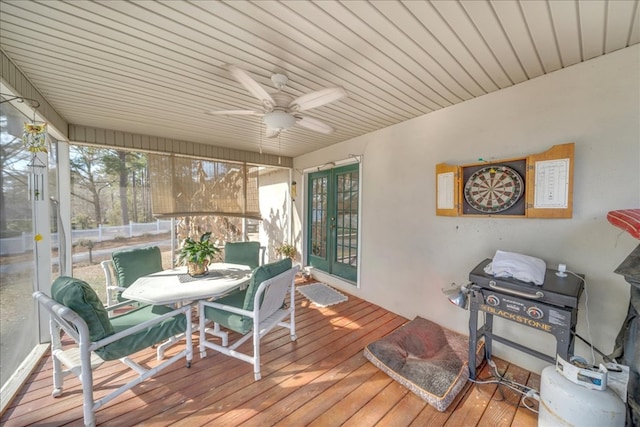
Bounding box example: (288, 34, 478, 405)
(0, 101, 38, 387)
(335, 170, 358, 268)
(310, 176, 327, 258)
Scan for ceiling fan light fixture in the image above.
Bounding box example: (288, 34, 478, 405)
(212, 65, 347, 135)
(263, 110, 296, 130)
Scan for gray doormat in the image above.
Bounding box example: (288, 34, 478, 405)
(297, 283, 348, 307)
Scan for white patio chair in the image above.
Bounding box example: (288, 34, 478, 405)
(34, 276, 193, 427)
(198, 259, 298, 380)
(223, 241, 266, 269)
(101, 245, 163, 309)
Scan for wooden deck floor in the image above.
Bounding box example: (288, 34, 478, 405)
(1, 283, 539, 426)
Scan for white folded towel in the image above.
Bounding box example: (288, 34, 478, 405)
(484, 250, 547, 285)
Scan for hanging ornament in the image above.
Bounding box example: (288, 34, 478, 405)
(23, 122, 48, 153)
(27, 153, 47, 201)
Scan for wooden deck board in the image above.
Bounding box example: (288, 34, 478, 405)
(1, 284, 539, 427)
(478, 360, 531, 426)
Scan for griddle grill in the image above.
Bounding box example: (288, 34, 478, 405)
(467, 258, 584, 379)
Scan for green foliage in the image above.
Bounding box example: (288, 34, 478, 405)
(177, 232, 220, 266)
(72, 214, 92, 229)
(76, 239, 94, 248)
(275, 241, 296, 259)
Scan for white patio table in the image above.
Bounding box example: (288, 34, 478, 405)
(121, 262, 252, 306)
(122, 262, 253, 359)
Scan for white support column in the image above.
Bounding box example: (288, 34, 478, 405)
(299, 169, 307, 268)
(171, 217, 176, 268)
(32, 151, 52, 343)
(56, 140, 72, 277)
(288, 168, 294, 249)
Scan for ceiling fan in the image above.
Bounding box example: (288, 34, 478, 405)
(208, 64, 347, 138)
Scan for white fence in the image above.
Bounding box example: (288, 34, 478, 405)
(0, 220, 172, 256)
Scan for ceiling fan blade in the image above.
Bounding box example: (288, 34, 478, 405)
(289, 87, 347, 112)
(225, 64, 274, 108)
(265, 126, 281, 138)
(295, 116, 335, 134)
(207, 109, 263, 116)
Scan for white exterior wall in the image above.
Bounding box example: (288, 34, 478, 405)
(258, 167, 291, 263)
(293, 45, 640, 374)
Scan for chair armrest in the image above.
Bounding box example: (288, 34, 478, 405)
(33, 291, 89, 345)
(199, 300, 253, 317)
(105, 299, 140, 312)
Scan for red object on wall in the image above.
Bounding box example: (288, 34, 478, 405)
(607, 209, 640, 240)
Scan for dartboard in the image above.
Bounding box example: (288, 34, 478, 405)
(464, 166, 524, 213)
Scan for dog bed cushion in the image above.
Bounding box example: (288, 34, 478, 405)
(363, 316, 484, 412)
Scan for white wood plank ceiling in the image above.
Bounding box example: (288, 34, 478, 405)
(1, 0, 638, 158)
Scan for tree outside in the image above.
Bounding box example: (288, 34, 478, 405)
(70, 145, 153, 229)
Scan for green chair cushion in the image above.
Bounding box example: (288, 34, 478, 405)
(202, 258, 293, 335)
(224, 241, 261, 269)
(51, 276, 115, 342)
(112, 246, 163, 288)
(202, 290, 251, 334)
(243, 258, 292, 312)
(97, 304, 187, 361)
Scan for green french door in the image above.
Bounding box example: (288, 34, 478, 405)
(307, 164, 359, 282)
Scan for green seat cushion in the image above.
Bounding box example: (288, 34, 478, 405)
(112, 246, 163, 288)
(224, 242, 261, 269)
(202, 258, 292, 335)
(97, 304, 187, 361)
(51, 276, 114, 342)
(203, 290, 251, 334)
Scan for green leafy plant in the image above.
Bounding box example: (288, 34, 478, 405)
(177, 232, 220, 267)
(275, 241, 297, 260)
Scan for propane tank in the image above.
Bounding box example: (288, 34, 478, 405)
(538, 366, 625, 426)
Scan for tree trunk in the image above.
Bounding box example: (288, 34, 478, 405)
(131, 170, 137, 222)
(93, 190, 102, 225)
(118, 151, 130, 225)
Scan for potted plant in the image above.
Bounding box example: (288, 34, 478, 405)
(275, 241, 297, 260)
(177, 232, 220, 276)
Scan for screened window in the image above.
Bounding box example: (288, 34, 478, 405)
(0, 100, 39, 387)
